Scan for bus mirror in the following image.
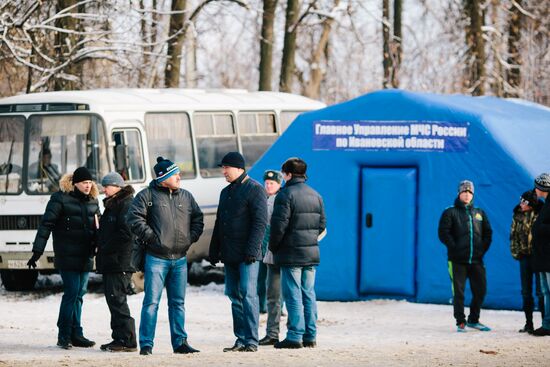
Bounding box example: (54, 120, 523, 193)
(114, 144, 128, 172)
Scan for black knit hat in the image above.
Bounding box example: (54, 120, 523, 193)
(219, 152, 245, 169)
(153, 156, 180, 182)
(535, 173, 550, 192)
(72, 167, 92, 184)
(521, 190, 538, 208)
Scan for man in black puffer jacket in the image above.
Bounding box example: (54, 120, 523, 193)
(28, 167, 100, 349)
(438, 180, 492, 333)
(270, 157, 326, 349)
(127, 157, 204, 356)
(209, 152, 267, 353)
(96, 172, 137, 352)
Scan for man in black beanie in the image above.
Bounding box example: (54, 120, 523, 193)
(438, 180, 493, 333)
(28, 166, 100, 349)
(127, 157, 204, 355)
(209, 151, 267, 352)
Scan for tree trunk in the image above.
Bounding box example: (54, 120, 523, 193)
(392, 0, 402, 88)
(303, 0, 339, 99)
(464, 0, 486, 96)
(185, 30, 197, 88)
(382, 0, 392, 89)
(54, 0, 82, 91)
(259, 0, 278, 91)
(279, 0, 301, 93)
(164, 0, 187, 88)
(505, 0, 522, 97)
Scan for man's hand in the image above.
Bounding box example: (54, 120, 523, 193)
(244, 255, 256, 265)
(27, 251, 42, 269)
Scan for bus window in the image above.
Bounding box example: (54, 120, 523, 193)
(112, 129, 145, 183)
(279, 111, 303, 133)
(144, 112, 196, 179)
(238, 112, 277, 170)
(26, 114, 109, 194)
(194, 112, 238, 178)
(0, 116, 25, 194)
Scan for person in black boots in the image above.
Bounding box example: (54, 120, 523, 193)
(97, 172, 137, 352)
(270, 158, 326, 349)
(531, 173, 550, 336)
(27, 167, 100, 349)
(128, 157, 204, 355)
(510, 190, 544, 333)
(438, 180, 493, 333)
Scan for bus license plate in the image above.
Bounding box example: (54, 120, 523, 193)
(8, 260, 29, 269)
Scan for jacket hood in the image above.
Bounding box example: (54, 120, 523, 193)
(59, 173, 99, 198)
(103, 185, 135, 208)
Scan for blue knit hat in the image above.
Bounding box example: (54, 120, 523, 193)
(154, 156, 180, 182)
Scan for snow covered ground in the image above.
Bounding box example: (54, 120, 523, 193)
(1, 277, 549, 367)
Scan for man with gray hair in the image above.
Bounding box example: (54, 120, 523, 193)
(438, 180, 492, 332)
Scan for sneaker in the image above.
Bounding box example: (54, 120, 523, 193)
(241, 344, 258, 352)
(457, 323, 467, 333)
(71, 335, 96, 348)
(174, 340, 200, 354)
(274, 339, 303, 349)
(531, 327, 550, 336)
(101, 340, 137, 352)
(519, 323, 534, 333)
(223, 342, 245, 352)
(303, 340, 317, 348)
(140, 346, 153, 355)
(57, 339, 73, 350)
(259, 336, 278, 346)
(466, 322, 491, 331)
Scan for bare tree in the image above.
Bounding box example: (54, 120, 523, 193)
(393, 0, 402, 88)
(279, 0, 301, 92)
(382, 0, 392, 88)
(258, 0, 278, 91)
(463, 0, 486, 95)
(165, 0, 187, 88)
(505, 0, 522, 97)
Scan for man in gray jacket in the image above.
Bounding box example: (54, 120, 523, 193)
(127, 157, 204, 356)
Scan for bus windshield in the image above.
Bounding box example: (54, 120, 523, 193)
(26, 114, 109, 194)
(0, 116, 25, 194)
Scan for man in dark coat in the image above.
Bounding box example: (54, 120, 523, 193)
(127, 157, 204, 356)
(531, 173, 550, 336)
(269, 157, 326, 349)
(438, 180, 492, 332)
(209, 152, 267, 352)
(27, 167, 100, 349)
(96, 172, 137, 352)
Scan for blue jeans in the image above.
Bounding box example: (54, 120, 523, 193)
(224, 262, 260, 346)
(140, 254, 188, 350)
(281, 266, 317, 343)
(57, 270, 89, 340)
(540, 272, 550, 329)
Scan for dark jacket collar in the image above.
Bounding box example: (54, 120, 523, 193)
(149, 179, 180, 194)
(285, 176, 306, 187)
(454, 196, 473, 209)
(71, 187, 91, 201)
(103, 185, 135, 208)
(231, 171, 248, 186)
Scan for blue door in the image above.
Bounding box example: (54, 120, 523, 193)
(359, 167, 417, 296)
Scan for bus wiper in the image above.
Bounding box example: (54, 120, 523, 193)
(4, 139, 14, 192)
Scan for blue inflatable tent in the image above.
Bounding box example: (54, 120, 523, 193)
(250, 89, 550, 310)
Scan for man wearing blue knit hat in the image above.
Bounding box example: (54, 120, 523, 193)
(127, 157, 204, 355)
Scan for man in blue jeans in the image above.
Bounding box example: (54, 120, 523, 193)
(127, 157, 204, 355)
(531, 173, 550, 336)
(209, 152, 267, 352)
(269, 157, 326, 349)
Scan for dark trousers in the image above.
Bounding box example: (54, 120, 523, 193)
(449, 262, 486, 325)
(265, 264, 282, 338)
(519, 256, 544, 323)
(258, 262, 268, 313)
(103, 273, 136, 347)
(58, 270, 89, 341)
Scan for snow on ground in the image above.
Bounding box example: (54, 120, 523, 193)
(0, 279, 549, 367)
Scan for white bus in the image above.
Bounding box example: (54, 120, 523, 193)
(0, 89, 324, 290)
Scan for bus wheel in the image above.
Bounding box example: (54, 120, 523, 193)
(0, 270, 38, 291)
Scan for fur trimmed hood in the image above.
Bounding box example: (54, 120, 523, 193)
(103, 185, 135, 209)
(59, 173, 99, 198)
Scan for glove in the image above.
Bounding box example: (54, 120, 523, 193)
(27, 251, 42, 269)
(244, 255, 256, 265)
